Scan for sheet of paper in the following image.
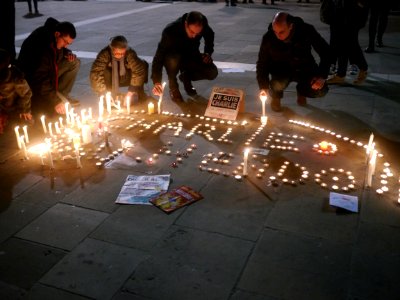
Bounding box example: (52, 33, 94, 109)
(329, 192, 358, 212)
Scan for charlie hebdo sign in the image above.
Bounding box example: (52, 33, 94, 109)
(204, 87, 244, 121)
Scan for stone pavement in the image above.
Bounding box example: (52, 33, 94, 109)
(1, 1, 400, 299)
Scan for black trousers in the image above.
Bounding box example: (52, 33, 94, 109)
(163, 53, 218, 90)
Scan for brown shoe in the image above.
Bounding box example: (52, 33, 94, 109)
(297, 95, 307, 106)
(353, 70, 367, 85)
(169, 88, 184, 102)
(270, 97, 282, 112)
(327, 74, 345, 85)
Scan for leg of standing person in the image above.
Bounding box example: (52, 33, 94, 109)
(365, 7, 379, 52)
(348, 27, 368, 85)
(33, 0, 39, 15)
(269, 75, 290, 112)
(27, 0, 33, 14)
(57, 57, 81, 102)
(376, 4, 390, 47)
(328, 22, 347, 84)
(0, 0, 16, 61)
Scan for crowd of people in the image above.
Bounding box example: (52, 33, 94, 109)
(0, 2, 395, 133)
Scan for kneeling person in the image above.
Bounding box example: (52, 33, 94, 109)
(257, 12, 330, 112)
(90, 36, 149, 102)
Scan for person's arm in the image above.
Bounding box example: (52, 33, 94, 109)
(256, 34, 271, 91)
(126, 49, 148, 93)
(90, 48, 109, 95)
(151, 28, 175, 85)
(202, 19, 215, 56)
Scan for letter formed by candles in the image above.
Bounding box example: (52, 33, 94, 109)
(158, 81, 167, 114)
(243, 148, 250, 176)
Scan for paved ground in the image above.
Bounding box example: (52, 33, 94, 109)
(1, 1, 400, 299)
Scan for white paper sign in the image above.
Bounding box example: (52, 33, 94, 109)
(329, 192, 358, 213)
(204, 86, 244, 121)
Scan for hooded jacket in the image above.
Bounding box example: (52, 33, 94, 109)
(256, 16, 330, 90)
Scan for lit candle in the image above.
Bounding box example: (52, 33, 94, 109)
(55, 122, 61, 135)
(73, 135, 82, 168)
(99, 95, 104, 118)
(81, 109, 86, 124)
(106, 92, 112, 115)
(88, 107, 93, 120)
(319, 141, 329, 151)
(260, 94, 267, 116)
(14, 126, 21, 149)
(45, 138, 54, 169)
(148, 101, 154, 114)
(157, 81, 167, 114)
(65, 102, 70, 124)
(81, 124, 92, 144)
(367, 149, 377, 186)
(48, 122, 53, 137)
(59, 117, 64, 128)
(40, 115, 47, 134)
(261, 116, 268, 125)
(366, 133, 374, 155)
(243, 148, 249, 176)
(126, 94, 131, 115)
(20, 135, 28, 159)
(22, 125, 29, 143)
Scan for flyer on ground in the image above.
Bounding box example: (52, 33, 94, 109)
(115, 174, 171, 205)
(204, 86, 244, 121)
(150, 186, 203, 214)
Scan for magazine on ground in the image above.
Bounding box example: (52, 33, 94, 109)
(150, 186, 203, 214)
(115, 174, 171, 205)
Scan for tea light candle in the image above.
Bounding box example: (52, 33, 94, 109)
(40, 115, 47, 134)
(148, 102, 154, 114)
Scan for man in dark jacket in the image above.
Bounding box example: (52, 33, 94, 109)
(257, 12, 330, 112)
(151, 11, 218, 102)
(17, 17, 80, 117)
(90, 35, 148, 102)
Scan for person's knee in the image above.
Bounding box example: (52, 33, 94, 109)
(270, 79, 287, 92)
(207, 65, 218, 80)
(164, 55, 180, 75)
(70, 58, 81, 73)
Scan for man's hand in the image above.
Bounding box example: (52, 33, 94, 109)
(152, 83, 164, 96)
(311, 77, 326, 90)
(64, 52, 77, 62)
(202, 53, 213, 64)
(55, 102, 66, 114)
(19, 112, 32, 121)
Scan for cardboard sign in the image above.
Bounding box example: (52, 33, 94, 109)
(204, 87, 245, 121)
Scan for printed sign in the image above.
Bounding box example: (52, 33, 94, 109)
(204, 86, 244, 120)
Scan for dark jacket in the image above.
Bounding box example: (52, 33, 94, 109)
(17, 17, 67, 108)
(151, 13, 215, 84)
(0, 65, 32, 114)
(90, 46, 148, 94)
(256, 16, 330, 90)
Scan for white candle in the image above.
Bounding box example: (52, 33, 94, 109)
(243, 148, 250, 176)
(73, 135, 82, 168)
(55, 122, 61, 134)
(148, 102, 154, 114)
(261, 116, 268, 125)
(45, 139, 54, 169)
(81, 124, 92, 144)
(70, 108, 75, 126)
(59, 117, 64, 128)
(65, 102, 70, 124)
(22, 125, 29, 143)
(366, 133, 374, 155)
(260, 94, 267, 116)
(126, 95, 131, 115)
(88, 107, 93, 120)
(367, 150, 377, 187)
(40, 115, 47, 134)
(99, 95, 104, 118)
(81, 109, 86, 124)
(14, 126, 21, 149)
(20, 135, 28, 159)
(106, 92, 112, 115)
(48, 122, 53, 137)
(158, 81, 166, 114)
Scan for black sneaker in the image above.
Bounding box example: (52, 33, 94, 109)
(178, 73, 197, 97)
(169, 89, 184, 102)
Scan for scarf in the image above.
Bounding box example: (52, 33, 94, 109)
(111, 49, 126, 96)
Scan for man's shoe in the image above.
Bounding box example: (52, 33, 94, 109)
(169, 89, 184, 102)
(365, 46, 375, 53)
(270, 97, 282, 112)
(353, 69, 367, 85)
(297, 95, 307, 106)
(376, 40, 383, 48)
(327, 75, 345, 85)
(67, 97, 80, 107)
(178, 73, 197, 97)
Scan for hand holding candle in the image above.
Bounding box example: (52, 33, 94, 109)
(157, 81, 166, 114)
